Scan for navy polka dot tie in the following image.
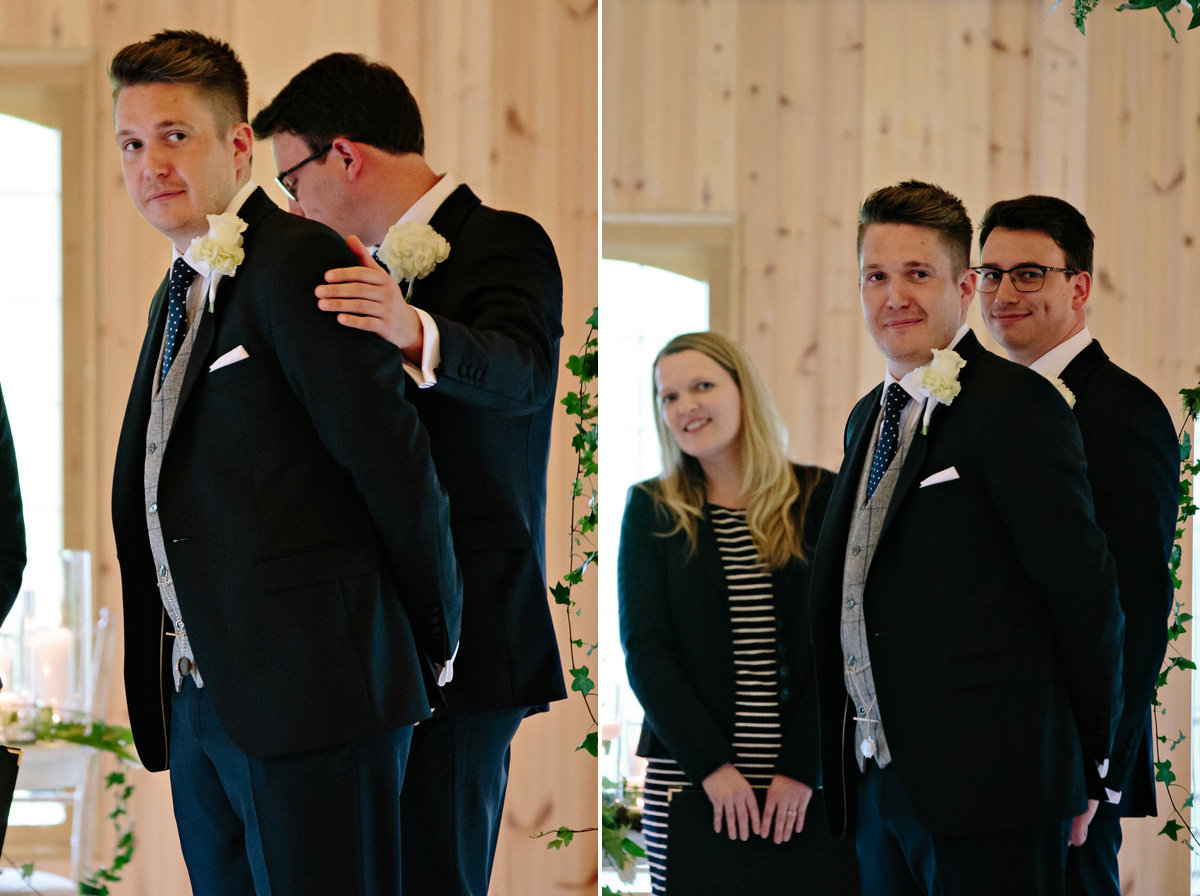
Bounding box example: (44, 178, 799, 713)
(161, 258, 198, 387)
(867, 383, 911, 500)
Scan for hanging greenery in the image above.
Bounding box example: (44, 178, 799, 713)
(1073, 0, 1200, 40)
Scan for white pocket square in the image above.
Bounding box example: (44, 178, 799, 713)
(209, 345, 249, 372)
(919, 466, 959, 488)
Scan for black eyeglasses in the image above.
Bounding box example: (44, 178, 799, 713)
(274, 144, 332, 202)
(974, 264, 1079, 293)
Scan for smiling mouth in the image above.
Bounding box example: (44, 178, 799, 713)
(683, 419, 709, 433)
(149, 190, 184, 202)
(990, 311, 1030, 324)
(884, 318, 923, 329)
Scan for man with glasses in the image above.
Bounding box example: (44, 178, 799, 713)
(978, 195, 1178, 896)
(252, 53, 565, 896)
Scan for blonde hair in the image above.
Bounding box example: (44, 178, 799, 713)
(649, 331, 818, 570)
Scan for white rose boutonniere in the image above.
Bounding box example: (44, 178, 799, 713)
(184, 213, 247, 311)
(1047, 375, 1076, 408)
(378, 221, 451, 299)
(913, 347, 966, 434)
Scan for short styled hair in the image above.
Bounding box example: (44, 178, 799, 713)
(979, 195, 1095, 275)
(251, 53, 425, 156)
(109, 30, 249, 134)
(857, 180, 974, 275)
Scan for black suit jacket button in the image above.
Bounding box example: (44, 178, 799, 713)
(779, 664, 790, 679)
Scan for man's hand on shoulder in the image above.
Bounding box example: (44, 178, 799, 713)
(316, 235, 423, 363)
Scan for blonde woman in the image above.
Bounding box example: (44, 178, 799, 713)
(618, 332, 858, 895)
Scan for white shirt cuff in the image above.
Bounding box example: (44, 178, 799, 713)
(434, 641, 459, 687)
(1104, 787, 1121, 804)
(1097, 758, 1109, 779)
(401, 306, 440, 388)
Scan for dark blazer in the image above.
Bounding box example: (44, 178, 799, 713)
(407, 184, 566, 713)
(810, 330, 1124, 838)
(112, 187, 462, 773)
(1061, 340, 1178, 818)
(618, 465, 834, 788)
(0, 381, 24, 623)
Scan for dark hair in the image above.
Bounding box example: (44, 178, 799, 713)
(857, 180, 973, 274)
(978, 195, 1094, 275)
(251, 53, 424, 155)
(109, 30, 249, 134)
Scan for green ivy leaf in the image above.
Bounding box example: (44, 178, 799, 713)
(579, 731, 599, 756)
(571, 666, 595, 697)
(550, 582, 572, 606)
(1161, 818, 1184, 840)
(1155, 759, 1177, 786)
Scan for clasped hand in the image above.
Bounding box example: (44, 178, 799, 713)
(700, 764, 813, 844)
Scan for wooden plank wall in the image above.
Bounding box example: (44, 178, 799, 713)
(604, 1, 1197, 893)
(0, 1, 597, 893)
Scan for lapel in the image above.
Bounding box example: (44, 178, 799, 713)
(877, 329, 985, 542)
(128, 276, 172, 414)
(695, 507, 730, 600)
(410, 184, 482, 309)
(171, 187, 275, 429)
(1058, 338, 1107, 399)
(817, 384, 884, 580)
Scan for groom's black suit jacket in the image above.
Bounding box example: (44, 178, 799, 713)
(810, 330, 1125, 838)
(1061, 340, 1178, 819)
(405, 184, 566, 713)
(112, 188, 462, 773)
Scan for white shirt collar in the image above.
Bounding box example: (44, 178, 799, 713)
(397, 173, 459, 228)
(882, 323, 970, 405)
(1028, 327, 1093, 380)
(173, 179, 258, 264)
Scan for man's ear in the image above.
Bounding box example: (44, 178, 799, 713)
(1072, 270, 1092, 312)
(231, 122, 254, 174)
(331, 137, 364, 181)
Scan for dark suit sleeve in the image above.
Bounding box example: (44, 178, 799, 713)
(773, 467, 836, 788)
(1084, 384, 1178, 796)
(259, 228, 462, 662)
(425, 214, 563, 416)
(982, 376, 1124, 795)
(0, 382, 24, 624)
(618, 484, 736, 785)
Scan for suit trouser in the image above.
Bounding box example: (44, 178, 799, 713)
(1065, 814, 1122, 896)
(856, 759, 1072, 896)
(169, 677, 413, 896)
(400, 706, 528, 896)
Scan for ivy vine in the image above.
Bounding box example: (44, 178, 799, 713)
(1154, 385, 1200, 848)
(550, 306, 599, 756)
(532, 308, 599, 855)
(1072, 0, 1200, 39)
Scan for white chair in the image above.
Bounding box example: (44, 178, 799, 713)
(0, 608, 117, 893)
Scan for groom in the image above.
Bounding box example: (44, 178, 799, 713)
(252, 53, 566, 896)
(809, 180, 1125, 895)
(109, 31, 460, 896)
